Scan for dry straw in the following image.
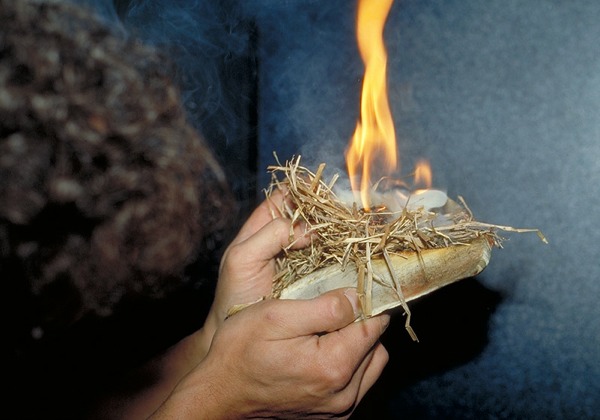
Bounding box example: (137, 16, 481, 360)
(262, 155, 546, 337)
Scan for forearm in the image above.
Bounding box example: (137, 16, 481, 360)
(90, 327, 214, 419)
(148, 382, 229, 420)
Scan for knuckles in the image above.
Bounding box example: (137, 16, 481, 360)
(318, 362, 354, 392)
(309, 363, 357, 416)
(268, 217, 294, 243)
(329, 392, 358, 417)
(323, 294, 351, 326)
(258, 301, 288, 332)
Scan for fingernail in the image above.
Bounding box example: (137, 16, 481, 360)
(343, 288, 360, 318)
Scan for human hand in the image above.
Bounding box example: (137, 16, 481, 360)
(153, 288, 390, 419)
(92, 193, 310, 419)
(200, 190, 310, 352)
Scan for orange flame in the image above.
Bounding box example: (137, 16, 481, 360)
(414, 158, 433, 189)
(346, 0, 397, 211)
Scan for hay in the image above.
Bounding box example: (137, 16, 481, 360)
(227, 155, 546, 338)
(261, 155, 546, 338)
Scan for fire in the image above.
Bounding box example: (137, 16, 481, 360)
(346, 0, 397, 211)
(414, 159, 432, 190)
(345, 0, 433, 210)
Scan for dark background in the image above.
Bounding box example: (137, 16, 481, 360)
(84, 0, 599, 418)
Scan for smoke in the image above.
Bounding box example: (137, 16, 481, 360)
(74, 0, 258, 210)
(241, 0, 363, 186)
(72, 0, 429, 194)
(117, 0, 249, 128)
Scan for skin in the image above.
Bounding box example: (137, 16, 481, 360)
(106, 191, 390, 419)
(153, 290, 390, 419)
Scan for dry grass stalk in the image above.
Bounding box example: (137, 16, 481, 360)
(264, 156, 546, 339)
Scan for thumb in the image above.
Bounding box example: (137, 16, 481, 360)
(265, 288, 360, 339)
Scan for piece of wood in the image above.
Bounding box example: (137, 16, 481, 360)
(279, 236, 492, 317)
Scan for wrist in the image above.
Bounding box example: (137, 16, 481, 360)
(149, 360, 237, 420)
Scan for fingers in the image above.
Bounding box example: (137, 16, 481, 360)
(354, 342, 389, 402)
(321, 312, 390, 359)
(261, 288, 362, 339)
(230, 189, 288, 246)
(212, 290, 390, 417)
(317, 317, 389, 414)
(324, 341, 389, 415)
(220, 193, 309, 276)
(218, 219, 305, 300)
(228, 218, 306, 270)
(310, 302, 389, 409)
(261, 288, 389, 355)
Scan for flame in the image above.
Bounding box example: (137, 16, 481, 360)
(414, 159, 432, 189)
(346, 0, 397, 211)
